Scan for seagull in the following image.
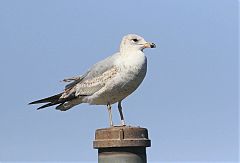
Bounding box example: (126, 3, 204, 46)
(29, 34, 156, 126)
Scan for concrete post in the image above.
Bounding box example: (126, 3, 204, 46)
(93, 126, 151, 163)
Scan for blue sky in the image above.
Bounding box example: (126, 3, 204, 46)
(0, 0, 238, 162)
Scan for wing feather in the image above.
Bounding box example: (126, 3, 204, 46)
(29, 53, 120, 110)
(61, 53, 119, 97)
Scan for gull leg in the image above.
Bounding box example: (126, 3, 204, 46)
(107, 104, 113, 127)
(118, 101, 126, 126)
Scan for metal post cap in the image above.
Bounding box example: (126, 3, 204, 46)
(93, 126, 151, 149)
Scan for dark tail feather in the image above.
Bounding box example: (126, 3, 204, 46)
(29, 93, 63, 104)
(36, 102, 62, 110)
(29, 92, 78, 110)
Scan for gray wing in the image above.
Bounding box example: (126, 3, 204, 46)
(82, 52, 119, 80)
(61, 53, 119, 98)
(64, 75, 87, 90)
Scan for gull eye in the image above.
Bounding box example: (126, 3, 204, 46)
(132, 38, 138, 42)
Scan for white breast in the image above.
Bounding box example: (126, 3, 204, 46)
(85, 51, 147, 105)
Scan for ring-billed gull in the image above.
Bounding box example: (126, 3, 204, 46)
(29, 34, 156, 126)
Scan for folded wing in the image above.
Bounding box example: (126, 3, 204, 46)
(29, 53, 119, 110)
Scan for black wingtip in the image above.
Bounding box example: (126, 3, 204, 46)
(29, 93, 63, 105)
(35, 101, 63, 110)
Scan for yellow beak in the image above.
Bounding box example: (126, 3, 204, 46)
(144, 42, 156, 48)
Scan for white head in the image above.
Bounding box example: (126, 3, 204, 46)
(120, 34, 156, 53)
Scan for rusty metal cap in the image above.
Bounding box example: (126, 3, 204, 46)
(93, 126, 151, 149)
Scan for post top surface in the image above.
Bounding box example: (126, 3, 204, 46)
(93, 126, 151, 148)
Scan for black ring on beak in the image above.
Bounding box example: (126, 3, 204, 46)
(150, 43, 156, 48)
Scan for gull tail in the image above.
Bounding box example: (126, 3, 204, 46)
(56, 98, 83, 111)
(29, 92, 80, 110)
(29, 93, 63, 105)
(29, 93, 65, 110)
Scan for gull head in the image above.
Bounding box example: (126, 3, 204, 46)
(120, 34, 156, 53)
